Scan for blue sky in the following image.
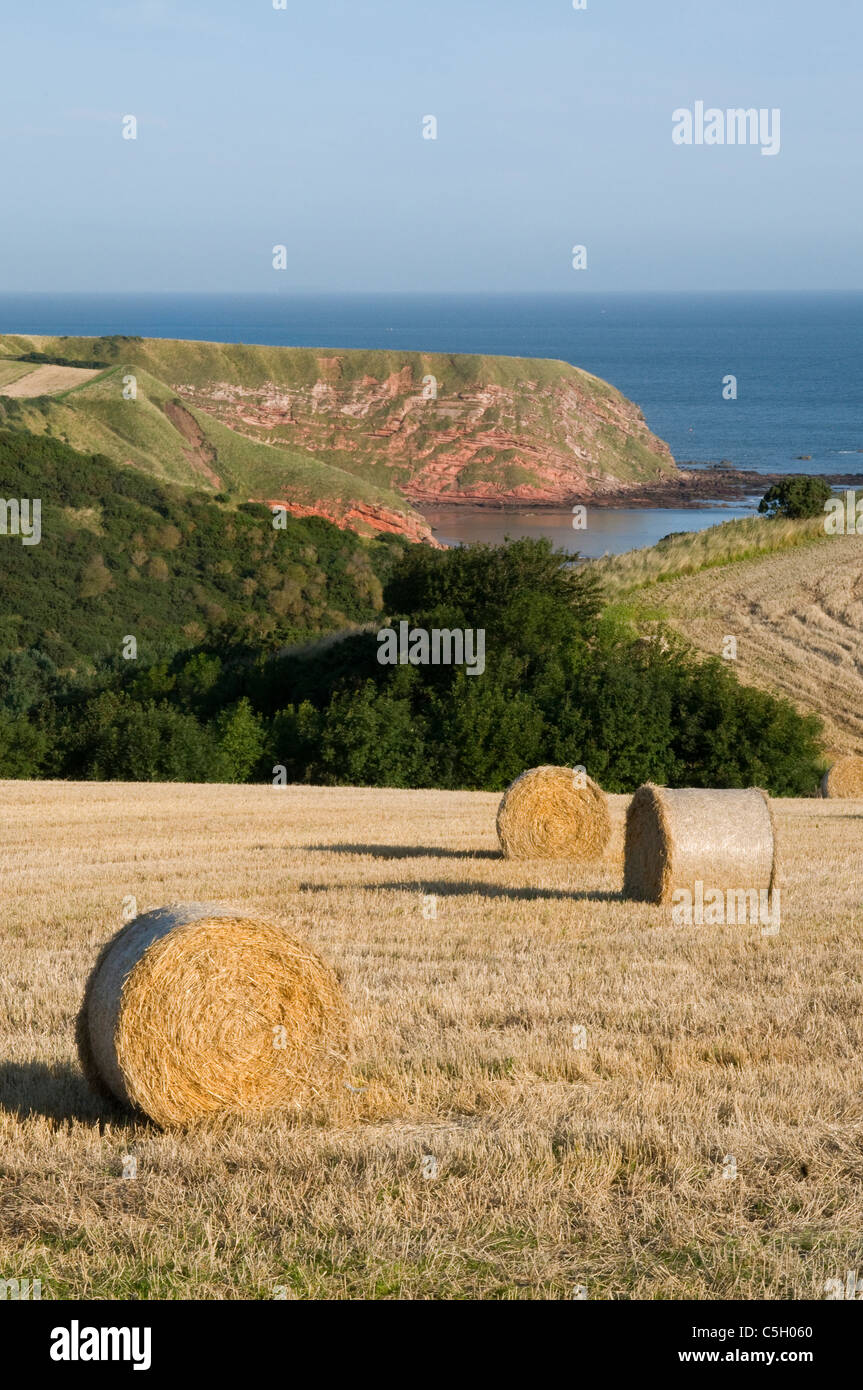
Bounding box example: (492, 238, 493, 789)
(2, 0, 861, 292)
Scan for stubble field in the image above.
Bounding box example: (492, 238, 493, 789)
(604, 528, 863, 756)
(0, 364, 104, 397)
(1, 779, 861, 1300)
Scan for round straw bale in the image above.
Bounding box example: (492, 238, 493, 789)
(76, 902, 348, 1127)
(496, 765, 611, 860)
(820, 755, 863, 798)
(623, 784, 777, 905)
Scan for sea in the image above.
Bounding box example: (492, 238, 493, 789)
(2, 291, 861, 557)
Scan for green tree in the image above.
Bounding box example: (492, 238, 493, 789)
(214, 697, 265, 782)
(384, 536, 602, 653)
(270, 701, 322, 782)
(316, 682, 429, 787)
(0, 648, 59, 717)
(175, 652, 223, 714)
(0, 711, 49, 777)
(60, 691, 218, 782)
(429, 665, 546, 788)
(758, 476, 833, 519)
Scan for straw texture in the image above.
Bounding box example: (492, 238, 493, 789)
(76, 902, 348, 1127)
(821, 755, 863, 798)
(496, 765, 611, 861)
(623, 785, 778, 905)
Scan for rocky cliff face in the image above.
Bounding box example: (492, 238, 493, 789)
(171, 355, 675, 508)
(0, 336, 678, 545)
(254, 495, 443, 547)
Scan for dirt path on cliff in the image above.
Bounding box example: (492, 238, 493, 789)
(163, 399, 223, 489)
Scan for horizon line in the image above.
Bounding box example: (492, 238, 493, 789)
(2, 287, 863, 298)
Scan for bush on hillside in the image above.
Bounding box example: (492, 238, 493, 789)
(37, 537, 823, 795)
(0, 430, 826, 799)
(758, 476, 832, 519)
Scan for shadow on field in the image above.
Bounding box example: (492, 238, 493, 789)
(0, 1059, 123, 1127)
(310, 842, 501, 860)
(303, 881, 623, 903)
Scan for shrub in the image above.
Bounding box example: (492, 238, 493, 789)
(758, 476, 833, 520)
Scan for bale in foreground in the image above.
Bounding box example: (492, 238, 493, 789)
(496, 765, 611, 861)
(623, 785, 778, 905)
(76, 902, 348, 1127)
(820, 755, 863, 798)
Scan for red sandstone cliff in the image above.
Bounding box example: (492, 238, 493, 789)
(172, 355, 675, 516)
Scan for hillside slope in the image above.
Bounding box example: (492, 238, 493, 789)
(0, 360, 434, 544)
(595, 518, 863, 754)
(0, 429, 405, 669)
(0, 333, 676, 514)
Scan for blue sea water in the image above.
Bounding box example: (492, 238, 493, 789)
(2, 290, 861, 474)
(1, 291, 861, 554)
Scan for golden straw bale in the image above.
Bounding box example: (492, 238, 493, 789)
(496, 765, 611, 861)
(76, 902, 348, 1127)
(821, 755, 863, 798)
(623, 784, 778, 905)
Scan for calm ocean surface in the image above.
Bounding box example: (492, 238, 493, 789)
(420, 501, 760, 559)
(2, 291, 860, 554)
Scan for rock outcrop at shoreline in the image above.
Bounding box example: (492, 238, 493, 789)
(256, 495, 443, 546)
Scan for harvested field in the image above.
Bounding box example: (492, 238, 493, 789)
(1, 780, 861, 1300)
(0, 364, 103, 397)
(0, 361, 41, 389)
(628, 533, 863, 754)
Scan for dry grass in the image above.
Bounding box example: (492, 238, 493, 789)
(1, 779, 862, 1300)
(594, 514, 829, 599)
(0, 364, 102, 397)
(0, 361, 40, 389)
(603, 530, 863, 754)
